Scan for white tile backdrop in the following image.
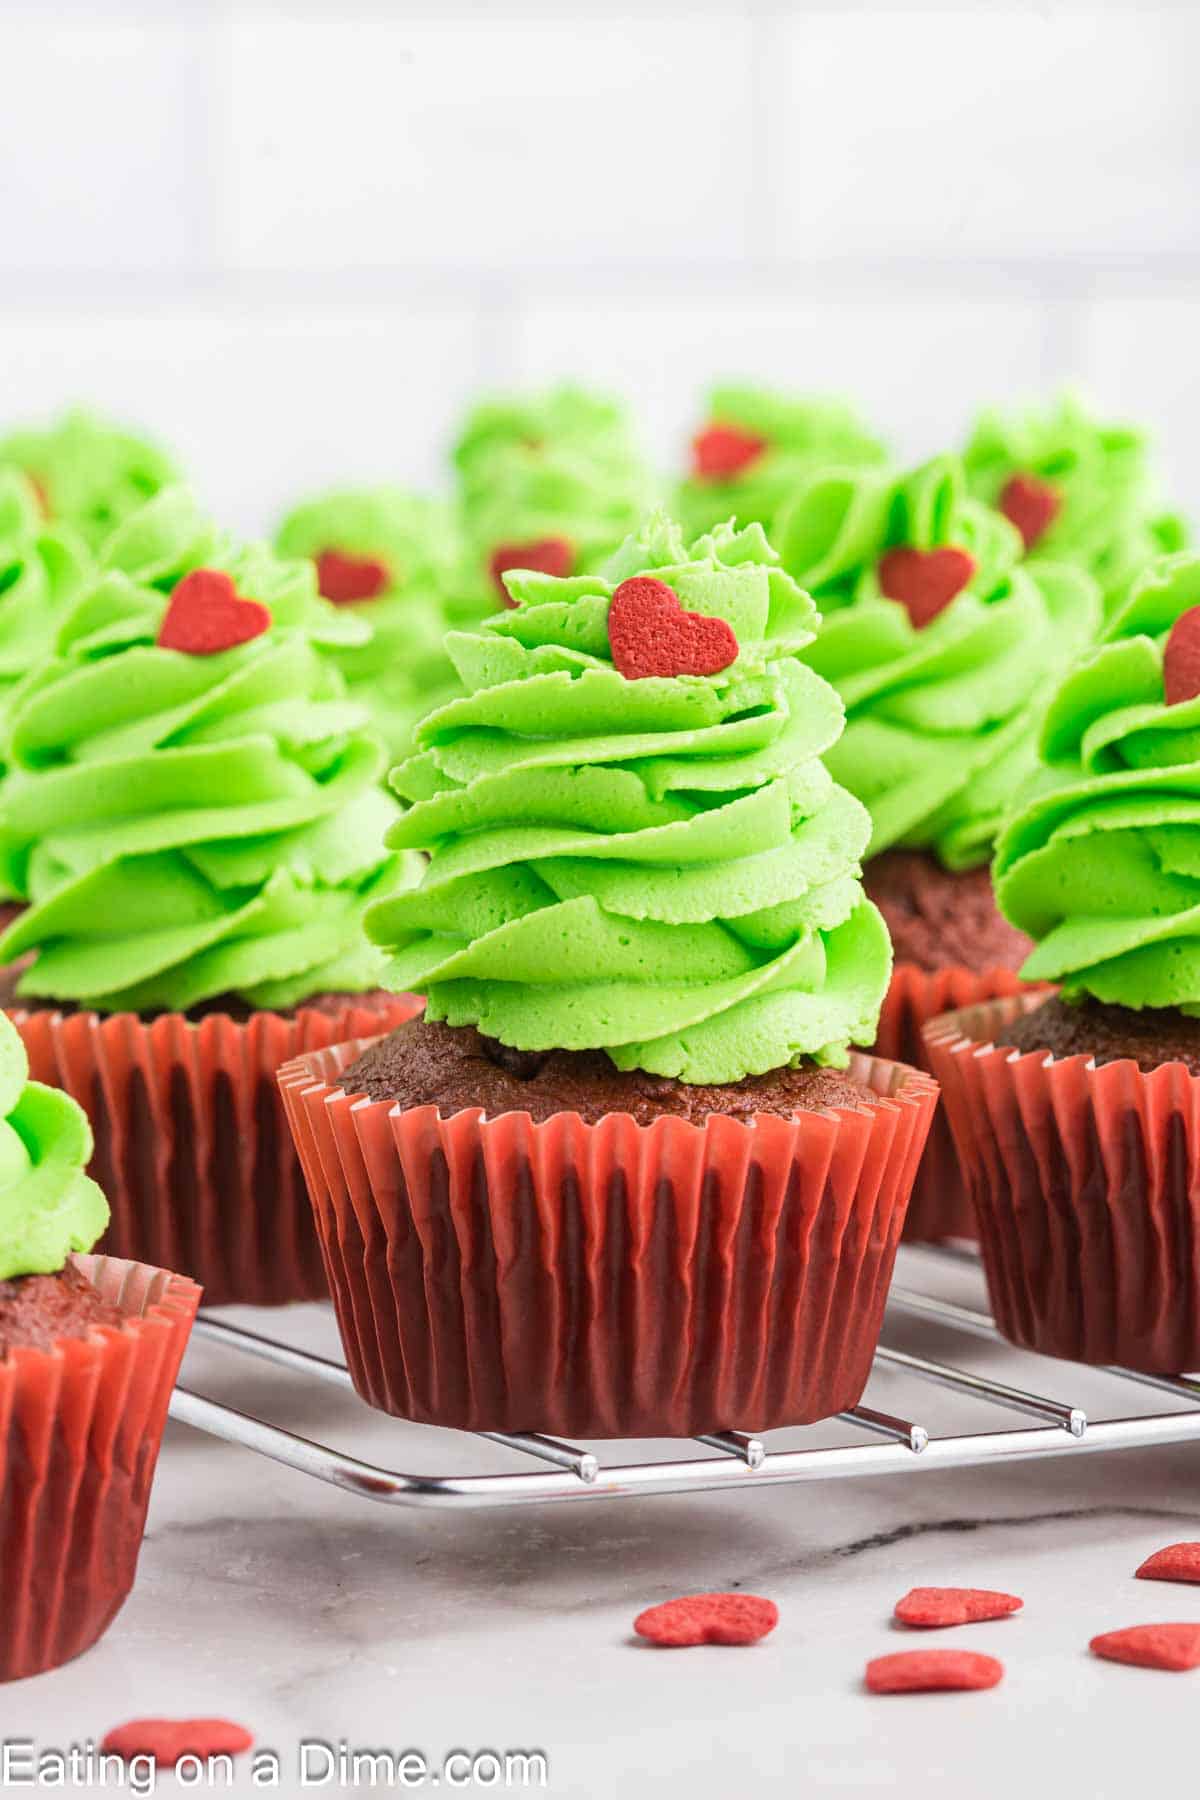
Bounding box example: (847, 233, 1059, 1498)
(2, 1, 1198, 535)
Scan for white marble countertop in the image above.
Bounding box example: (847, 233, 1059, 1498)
(8, 1250, 1200, 1799)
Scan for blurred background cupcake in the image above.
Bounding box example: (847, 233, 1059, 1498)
(280, 512, 936, 1437)
(0, 408, 179, 551)
(928, 549, 1200, 1371)
(0, 486, 421, 1306)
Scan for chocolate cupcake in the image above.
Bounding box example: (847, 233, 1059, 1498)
(676, 382, 887, 542)
(0, 1012, 198, 1680)
(963, 392, 1187, 617)
(276, 485, 462, 758)
(280, 513, 936, 1437)
(776, 452, 1101, 1237)
(926, 551, 1200, 1369)
(0, 487, 421, 1305)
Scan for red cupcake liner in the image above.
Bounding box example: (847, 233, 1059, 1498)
(278, 1038, 938, 1437)
(8, 998, 422, 1308)
(872, 964, 1037, 1242)
(925, 991, 1200, 1371)
(0, 1253, 200, 1682)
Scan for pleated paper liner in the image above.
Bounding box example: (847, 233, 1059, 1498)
(279, 1038, 938, 1437)
(0, 1253, 200, 1682)
(8, 997, 422, 1308)
(873, 964, 1037, 1242)
(925, 990, 1200, 1372)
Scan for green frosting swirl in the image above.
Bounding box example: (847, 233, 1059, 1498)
(0, 487, 418, 1013)
(452, 385, 656, 603)
(0, 469, 93, 738)
(0, 1012, 108, 1283)
(996, 551, 1200, 1010)
(964, 394, 1188, 615)
(367, 513, 891, 1083)
(789, 456, 1101, 868)
(0, 408, 179, 550)
(275, 487, 462, 757)
(677, 383, 889, 541)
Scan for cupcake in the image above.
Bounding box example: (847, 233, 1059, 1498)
(677, 383, 888, 542)
(275, 486, 461, 758)
(781, 453, 1102, 1237)
(451, 384, 656, 608)
(0, 486, 421, 1305)
(963, 393, 1188, 617)
(0, 1010, 199, 1679)
(0, 407, 179, 550)
(279, 513, 936, 1437)
(926, 550, 1200, 1369)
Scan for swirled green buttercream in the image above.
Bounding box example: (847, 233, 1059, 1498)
(0, 408, 179, 550)
(0, 487, 418, 1013)
(452, 385, 656, 606)
(677, 384, 888, 542)
(366, 512, 891, 1083)
(0, 1012, 107, 1282)
(0, 469, 92, 742)
(996, 550, 1200, 1011)
(964, 393, 1188, 615)
(276, 487, 462, 757)
(788, 455, 1101, 868)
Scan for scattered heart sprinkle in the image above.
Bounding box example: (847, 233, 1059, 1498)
(878, 545, 977, 628)
(608, 576, 739, 680)
(634, 1593, 778, 1647)
(315, 548, 391, 604)
(894, 1587, 1023, 1629)
(691, 423, 767, 483)
(999, 472, 1060, 549)
(101, 1719, 254, 1767)
(866, 1649, 1004, 1694)
(157, 569, 271, 656)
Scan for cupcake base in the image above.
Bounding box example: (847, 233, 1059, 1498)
(925, 991, 1200, 1372)
(279, 1035, 937, 1437)
(0, 1253, 199, 1682)
(872, 964, 1035, 1242)
(9, 997, 421, 1308)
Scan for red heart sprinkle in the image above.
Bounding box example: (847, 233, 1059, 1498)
(999, 472, 1061, 549)
(1137, 1542, 1200, 1585)
(691, 423, 768, 482)
(315, 548, 391, 604)
(101, 1719, 254, 1767)
(157, 569, 271, 655)
(608, 576, 739, 680)
(1090, 1624, 1200, 1672)
(634, 1593, 778, 1647)
(489, 536, 574, 603)
(878, 545, 977, 628)
(866, 1650, 1004, 1694)
(1163, 607, 1200, 705)
(894, 1587, 1023, 1629)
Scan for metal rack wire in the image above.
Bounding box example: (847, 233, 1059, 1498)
(168, 1255, 1200, 1511)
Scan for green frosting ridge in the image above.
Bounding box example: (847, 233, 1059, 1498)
(0, 486, 418, 1013)
(677, 383, 889, 540)
(0, 469, 93, 744)
(452, 385, 657, 604)
(996, 550, 1200, 1011)
(964, 393, 1188, 615)
(0, 408, 179, 549)
(275, 486, 462, 757)
(368, 511, 891, 1083)
(0, 1012, 108, 1283)
(790, 455, 1101, 868)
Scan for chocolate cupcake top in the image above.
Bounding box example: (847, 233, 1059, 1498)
(367, 511, 891, 1084)
(0, 486, 419, 1014)
(275, 485, 461, 757)
(784, 454, 1100, 869)
(0, 408, 179, 550)
(452, 384, 656, 607)
(0, 1012, 107, 1283)
(996, 550, 1200, 1011)
(676, 383, 888, 542)
(963, 393, 1188, 616)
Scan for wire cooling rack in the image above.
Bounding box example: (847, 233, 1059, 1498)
(167, 1249, 1200, 1511)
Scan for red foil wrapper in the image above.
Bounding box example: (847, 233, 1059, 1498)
(873, 964, 1035, 1242)
(8, 998, 422, 1308)
(0, 1253, 199, 1682)
(925, 991, 1200, 1372)
(278, 1038, 938, 1437)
